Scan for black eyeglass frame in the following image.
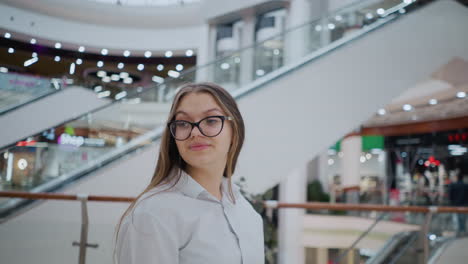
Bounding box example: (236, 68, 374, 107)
(167, 115, 233, 141)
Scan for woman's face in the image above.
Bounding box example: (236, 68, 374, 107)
(174, 92, 233, 171)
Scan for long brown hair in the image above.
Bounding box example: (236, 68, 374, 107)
(114, 82, 245, 259)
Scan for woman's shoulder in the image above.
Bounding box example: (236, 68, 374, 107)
(133, 185, 185, 215)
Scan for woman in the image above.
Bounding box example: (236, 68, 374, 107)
(115, 82, 265, 264)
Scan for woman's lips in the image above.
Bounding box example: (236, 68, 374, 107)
(189, 144, 210, 151)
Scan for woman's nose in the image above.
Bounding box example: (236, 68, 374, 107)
(190, 125, 203, 137)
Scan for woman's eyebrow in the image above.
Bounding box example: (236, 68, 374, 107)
(174, 108, 222, 117)
(204, 108, 223, 114)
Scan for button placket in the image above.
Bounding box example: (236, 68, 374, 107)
(220, 202, 244, 264)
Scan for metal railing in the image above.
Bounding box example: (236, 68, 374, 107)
(2, 191, 468, 264)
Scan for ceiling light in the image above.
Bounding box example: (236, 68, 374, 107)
(97, 70, 106, 77)
(399, 9, 406, 14)
(117, 62, 124, 69)
(335, 15, 343, 21)
(366, 13, 374, 20)
(429, 99, 437, 105)
(175, 64, 183, 71)
(185, 49, 194, 57)
(94, 85, 103, 92)
(0, 67, 8, 73)
(119, 72, 129, 78)
(102, 76, 111, 83)
(404, 0, 413, 4)
(165, 51, 173, 58)
(152, 75, 164, 83)
(328, 23, 335, 30)
(32, 52, 38, 58)
(220, 63, 230, 70)
(234, 57, 241, 63)
(4, 32, 11, 38)
(123, 77, 133, 84)
(8, 48, 14, 54)
(137, 64, 144, 71)
(55, 42, 62, 49)
(168, 70, 180, 78)
(97, 61, 104, 67)
(377, 8, 385, 15)
(76, 58, 83, 65)
(30, 38, 37, 44)
(456, 91, 466, 98)
(403, 104, 412, 111)
(69, 63, 76, 74)
(54, 56, 61, 62)
(24, 57, 38, 67)
(377, 108, 386, 115)
(256, 69, 265, 76)
(157, 64, 164, 71)
(111, 74, 120, 81)
(115, 91, 127, 100)
(97, 90, 111, 98)
(123, 50, 131, 57)
(144, 51, 152, 58)
(101, 49, 109, 55)
(78, 46, 85, 52)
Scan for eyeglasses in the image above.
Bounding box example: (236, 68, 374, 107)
(168, 115, 233, 141)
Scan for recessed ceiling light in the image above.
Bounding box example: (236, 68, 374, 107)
(377, 109, 386, 115)
(8, 47, 14, 54)
(97, 61, 104, 67)
(76, 58, 83, 65)
(54, 56, 61, 62)
(168, 70, 180, 78)
(157, 64, 164, 71)
(429, 99, 437, 105)
(137, 64, 144, 71)
(144, 51, 152, 58)
(30, 38, 37, 44)
(55, 42, 62, 49)
(117, 62, 124, 69)
(165, 51, 173, 58)
(175, 64, 183, 71)
(78, 46, 85, 52)
(456, 91, 466, 98)
(185, 49, 194, 57)
(101, 49, 108, 55)
(4, 32, 11, 38)
(123, 50, 131, 57)
(402, 104, 412, 111)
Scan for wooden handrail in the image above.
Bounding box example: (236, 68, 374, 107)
(2, 191, 468, 214)
(0, 191, 134, 202)
(273, 202, 468, 213)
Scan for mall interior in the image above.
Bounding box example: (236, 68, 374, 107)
(0, 0, 468, 263)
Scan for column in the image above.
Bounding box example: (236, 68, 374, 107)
(341, 135, 362, 203)
(285, 0, 327, 64)
(195, 23, 217, 82)
(278, 165, 307, 264)
(239, 10, 255, 86)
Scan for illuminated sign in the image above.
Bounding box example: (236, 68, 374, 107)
(58, 133, 105, 147)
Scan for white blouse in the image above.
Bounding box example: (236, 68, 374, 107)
(116, 169, 265, 264)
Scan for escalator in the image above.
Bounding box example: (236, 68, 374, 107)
(0, 73, 110, 149)
(0, 2, 467, 262)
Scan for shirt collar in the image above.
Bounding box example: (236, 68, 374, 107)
(172, 168, 240, 201)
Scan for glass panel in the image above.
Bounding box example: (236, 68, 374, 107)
(0, 72, 62, 114)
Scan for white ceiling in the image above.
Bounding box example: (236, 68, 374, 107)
(364, 57, 468, 127)
(0, 0, 205, 29)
